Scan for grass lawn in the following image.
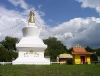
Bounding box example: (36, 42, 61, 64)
(0, 64, 100, 76)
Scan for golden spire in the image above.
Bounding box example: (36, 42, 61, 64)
(28, 10, 35, 23)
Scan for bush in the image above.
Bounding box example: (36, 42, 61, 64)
(67, 58, 73, 65)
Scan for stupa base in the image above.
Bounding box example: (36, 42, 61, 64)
(12, 57, 50, 65)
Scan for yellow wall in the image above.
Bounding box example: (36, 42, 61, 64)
(74, 55, 91, 64)
(87, 56, 91, 64)
(74, 55, 80, 64)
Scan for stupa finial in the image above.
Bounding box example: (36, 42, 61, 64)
(28, 10, 35, 23)
(75, 44, 81, 47)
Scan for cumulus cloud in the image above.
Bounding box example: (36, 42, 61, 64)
(0, 3, 46, 40)
(41, 17, 100, 48)
(76, 0, 100, 14)
(0, 6, 25, 39)
(8, 0, 29, 9)
(0, 32, 2, 36)
(0, 0, 100, 49)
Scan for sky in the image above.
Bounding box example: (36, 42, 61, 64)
(0, 0, 100, 48)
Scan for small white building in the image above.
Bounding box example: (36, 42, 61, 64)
(57, 53, 73, 64)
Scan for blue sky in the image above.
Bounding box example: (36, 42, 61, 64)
(1, 0, 99, 25)
(0, 0, 100, 48)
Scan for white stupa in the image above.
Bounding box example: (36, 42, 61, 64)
(12, 10, 50, 65)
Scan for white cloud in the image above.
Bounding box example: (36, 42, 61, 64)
(0, 6, 26, 39)
(1, 0, 100, 49)
(8, 0, 29, 9)
(38, 11, 45, 16)
(38, 5, 43, 9)
(76, 0, 100, 14)
(48, 19, 53, 22)
(41, 17, 100, 48)
(0, 32, 2, 36)
(0, 2, 46, 41)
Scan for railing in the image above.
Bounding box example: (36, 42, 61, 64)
(0, 62, 12, 65)
(0, 62, 65, 65)
(0, 61, 100, 65)
(50, 62, 65, 64)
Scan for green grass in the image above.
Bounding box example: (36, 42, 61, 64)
(0, 64, 100, 76)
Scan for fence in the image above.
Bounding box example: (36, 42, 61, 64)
(0, 62, 12, 65)
(0, 61, 100, 65)
(0, 62, 66, 65)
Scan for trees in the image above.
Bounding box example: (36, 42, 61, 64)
(95, 48, 100, 56)
(0, 36, 18, 62)
(0, 46, 9, 61)
(0, 36, 19, 51)
(0, 46, 18, 62)
(43, 37, 68, 61)
(85, 46, 93, 52)
(85, 46, 98, 62)
(0, 36, 100, 62)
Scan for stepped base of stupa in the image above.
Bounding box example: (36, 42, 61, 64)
(12, 57, 50, 65)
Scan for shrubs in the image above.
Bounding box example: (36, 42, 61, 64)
(66, 58, 73, 65)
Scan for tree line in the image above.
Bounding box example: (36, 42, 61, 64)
(0, 36, 100, 62)
(0, 36, 18, 62)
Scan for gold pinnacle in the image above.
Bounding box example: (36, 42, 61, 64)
(28, 10, 35, 23)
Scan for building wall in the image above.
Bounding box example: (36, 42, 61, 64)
(59, 58, 67, 64)
(74, 54, 91, 64)
(86, 55, 91, 64)
(74, 54, 80, 64)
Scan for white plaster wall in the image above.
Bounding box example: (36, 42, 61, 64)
(22, 26, 40, 37)
(17, 37, 44, 45)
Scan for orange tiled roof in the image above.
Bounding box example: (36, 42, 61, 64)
(72, 44, 93, 54)
(73, 47, 86, 52)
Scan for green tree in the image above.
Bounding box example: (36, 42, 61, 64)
(43, 37, 68, 61)
(95, 48, 100, 56)
(8, 51, 18, 61)
(92, 48, 100, 62)
(85, 46, 97, 62)
(68, 48, 73, 54)
(0, 46, 9, 61)
(0, 46, 18, 62)
(0, 36, 19, 51)
(44, 49, 50, 56)
(85, 46, 93, 52)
